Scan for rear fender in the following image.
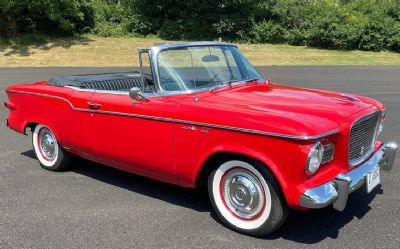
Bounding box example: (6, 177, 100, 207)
(22, 116, 61, 143)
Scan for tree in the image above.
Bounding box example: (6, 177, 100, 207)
(0, 0, 94, 37)
(122, 0, 263, 40)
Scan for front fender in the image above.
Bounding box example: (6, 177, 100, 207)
(201, 144, 287, 186)
(174, 128, 302, 207)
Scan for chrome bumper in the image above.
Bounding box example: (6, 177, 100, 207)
(299, 142, 398, 211)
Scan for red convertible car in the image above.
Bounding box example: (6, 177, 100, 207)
(5, 42, 398, 236)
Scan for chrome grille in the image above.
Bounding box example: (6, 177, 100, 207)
(322, 143, 334, 164)
(348, 112, 380, 166)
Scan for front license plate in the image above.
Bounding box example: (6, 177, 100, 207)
(366, 166, 380, 193)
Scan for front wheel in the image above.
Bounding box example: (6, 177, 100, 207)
(32, 124, 71, 171)
(208, 159, 288, 236)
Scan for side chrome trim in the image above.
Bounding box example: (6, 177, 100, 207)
(64, 86, 97, 93)
(6, 90, 78, 110)
(6, 89, 339, 141)
(175, 119, 339, 140)
(79, 108, 175, 123)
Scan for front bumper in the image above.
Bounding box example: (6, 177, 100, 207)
(299, 142, 398, 211)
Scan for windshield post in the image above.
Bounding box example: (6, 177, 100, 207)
(137, 48, 150, 91)
(189, 49, 197, 93)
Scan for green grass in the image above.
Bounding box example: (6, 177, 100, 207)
(1, 34, 400, 67)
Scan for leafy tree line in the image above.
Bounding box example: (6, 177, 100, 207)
(1, 0, 400, 52)
(0, 0, 94, 35)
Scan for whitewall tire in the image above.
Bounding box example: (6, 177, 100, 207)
(208, 159, 288, 236)
(32, 124, 71, 171)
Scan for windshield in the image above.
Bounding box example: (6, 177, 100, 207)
(157, 46, 263, 92)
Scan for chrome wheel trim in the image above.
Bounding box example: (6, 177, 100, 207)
(212, 160, 272, 230)
(39, 128, 57, 161)
(222, 169, 265, 219)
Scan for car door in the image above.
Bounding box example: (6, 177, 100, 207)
(88, 91, 178, 183)
(58, 89, 95, 159)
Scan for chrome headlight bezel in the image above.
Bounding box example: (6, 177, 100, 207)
(376, 111, 385, 138)
(306, 142, 324, 175)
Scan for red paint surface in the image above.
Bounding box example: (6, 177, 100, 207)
(5, 80, 384, 209)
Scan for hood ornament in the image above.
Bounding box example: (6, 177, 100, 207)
(340, 93, 361, 102)
(332, 93, 362, 104)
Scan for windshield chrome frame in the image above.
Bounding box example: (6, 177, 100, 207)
(146, 41, 258, 95)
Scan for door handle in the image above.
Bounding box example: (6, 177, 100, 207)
(87, 102, 102, 110)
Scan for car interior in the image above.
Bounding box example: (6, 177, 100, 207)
(48, 71, 156, 93)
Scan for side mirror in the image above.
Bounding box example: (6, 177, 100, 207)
(129, 87, 148, 102)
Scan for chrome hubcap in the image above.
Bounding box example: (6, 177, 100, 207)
(39, 128, 57, 161)
(222, 168, 265, 219)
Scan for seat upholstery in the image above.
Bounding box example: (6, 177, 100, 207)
(48, 71, 155, 92)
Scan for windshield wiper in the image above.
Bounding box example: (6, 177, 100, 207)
(209, 79, 240, 92)
(209, 78, 260, 92)
(244, 78, 260, 83)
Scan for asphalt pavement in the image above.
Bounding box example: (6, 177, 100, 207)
(0, 66, 399, 249)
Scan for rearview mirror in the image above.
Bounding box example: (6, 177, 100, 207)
(129, 87, 148, 102)
(201, 54, 220, 62)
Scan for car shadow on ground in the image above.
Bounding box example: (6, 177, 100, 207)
(21, 149, 211, 212)
(265, 186, 382, 243)
(22, 149, 383, 244)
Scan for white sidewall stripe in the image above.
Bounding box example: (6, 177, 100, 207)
(32, 124, 59, 167)
(212, 160, 272, 230)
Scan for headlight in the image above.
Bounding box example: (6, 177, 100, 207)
(306, 142, 324, 175)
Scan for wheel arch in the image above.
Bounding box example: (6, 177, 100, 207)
(25, 122, 38, 133)
(23, 119, 62, 144)
(195, 149, 290, 205)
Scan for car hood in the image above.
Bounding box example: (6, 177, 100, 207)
(177, 82, 380, 138)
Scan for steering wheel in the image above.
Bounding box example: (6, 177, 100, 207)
(209, 69, 231, 83)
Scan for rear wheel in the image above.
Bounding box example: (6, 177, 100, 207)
(208, 159, 288, 236)
(32, 124, 71, 171)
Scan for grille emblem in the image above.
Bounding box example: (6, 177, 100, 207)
(360, 146, 365, 155)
